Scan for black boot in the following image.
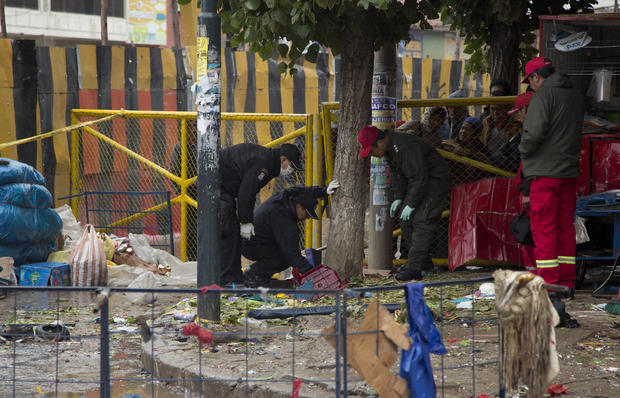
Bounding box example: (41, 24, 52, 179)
(394, 267, 423, 281)
(550, 298, 580, 328)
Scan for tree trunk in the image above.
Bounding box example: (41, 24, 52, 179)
(170, 0, 182, 48)
(101, 0, 109, 45)
(324, 17, 375, 277)
(0, 0, 7, 39)
(488, 22, 521, 94)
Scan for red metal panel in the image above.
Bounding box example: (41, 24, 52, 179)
(449, 177, 522, 270)
(592, 139, 620, 193)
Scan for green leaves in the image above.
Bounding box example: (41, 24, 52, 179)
(219, 0, 442, 75)
(176, 0, 193, 5)
(244, 0, 261, 10)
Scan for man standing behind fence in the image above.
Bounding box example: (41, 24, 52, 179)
(358, 126, 451, 280)
(520, 57, 584, 313)
(219, 142, 302, 286)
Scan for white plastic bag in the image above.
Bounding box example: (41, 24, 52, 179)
(575, 216, 590, 244)
(69, 225, 107, 286)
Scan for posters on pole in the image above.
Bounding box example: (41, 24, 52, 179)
(128, 0, 167, 45)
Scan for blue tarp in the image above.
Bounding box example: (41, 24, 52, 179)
(400, 283, 447, 398)
(0, 157, 46, 186)
(0, 159, 61, 265)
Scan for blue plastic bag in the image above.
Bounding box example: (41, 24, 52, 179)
(0, 157, 46, 186)
(0, 241, 57, 266)
(0, 184, 62, 244)
(400, 283, 446, 398)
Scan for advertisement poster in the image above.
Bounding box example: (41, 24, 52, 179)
(128, 0, 167, 45)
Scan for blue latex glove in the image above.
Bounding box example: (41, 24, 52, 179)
(390, 200, 402, 218)
(400, 205, 415, 221)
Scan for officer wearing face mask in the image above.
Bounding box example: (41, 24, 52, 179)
(219, 142, 302, 286)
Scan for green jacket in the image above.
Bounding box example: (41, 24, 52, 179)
(520, 73, 584, 179)
(384, 132, 450, 209)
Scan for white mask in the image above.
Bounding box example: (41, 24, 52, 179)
(280, 166, 294, 177)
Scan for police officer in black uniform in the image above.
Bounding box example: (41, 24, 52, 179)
(358, 125, 451, 281)
(220, 142, 302, 286)
(241, 181, 339, 287)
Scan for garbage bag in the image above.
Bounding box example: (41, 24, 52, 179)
(0, 184, 62, 244)
(400, 283, 446, 398)
(0, 157, 46, 186)
(69, 225, 107, 286)
(0, 241, 57, 266)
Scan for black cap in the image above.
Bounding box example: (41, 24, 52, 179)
(280, 143, 303, 171)
(294, 193, 318, 219)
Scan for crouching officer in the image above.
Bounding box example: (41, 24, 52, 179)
(220, 142, 302, 286)
(241, 181, 340, 287)
(358, 126, 451, 281)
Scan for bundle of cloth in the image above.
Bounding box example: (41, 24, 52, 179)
(0, 158, 62, 265)
(494, 270, 559, 397)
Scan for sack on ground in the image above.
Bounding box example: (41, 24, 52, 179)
(69, 225, 107, 286)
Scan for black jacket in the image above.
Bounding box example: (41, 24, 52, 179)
(520, 73, 584, 179)
(248, 186, 326, 271)
(220, 143, 282, 224)
(384, 132, 451, 209)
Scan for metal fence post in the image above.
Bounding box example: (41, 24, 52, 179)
(100, 297, 110, 398)
(166, 191, 174, 255)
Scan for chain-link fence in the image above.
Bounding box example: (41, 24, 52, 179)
(0, 276, 504, 397)
(321, 97, 517, 266)
(70, 110, 313, 262)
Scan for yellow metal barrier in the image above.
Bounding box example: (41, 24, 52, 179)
(70, 109, 315, 262)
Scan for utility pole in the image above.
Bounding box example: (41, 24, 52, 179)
(100, 0, 108, 45)
(0, 0, 7, 39)
(368, 45, 397, 271)
(196, 0, 221, 321)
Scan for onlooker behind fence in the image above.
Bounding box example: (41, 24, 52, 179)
(241, 182, 339, 287)
(446, 89, 470, 140)
(491, 91, 534, 173)
(219, 142, 303, 286)
(480, 80, 513, 120)
(395, 107, 447, 148)
(520, 56, 584, 328)
(358, 126, 451, 281)
(440, 117, 491, 164)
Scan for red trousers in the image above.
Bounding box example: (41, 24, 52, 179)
(529, 177, 577, 288)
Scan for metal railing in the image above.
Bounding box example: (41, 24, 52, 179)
(0, 276, 504, 397)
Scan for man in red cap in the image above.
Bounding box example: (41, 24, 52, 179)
(519, 57, 585, 320)
(358, 126, 451, 280)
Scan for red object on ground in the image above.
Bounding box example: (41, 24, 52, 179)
(200, 284, 222, 294)
(181, 323, 213, 347)
(476, 394, 491, 398)
(449, 177, 523, 270)
(446, 338, 458, 343)
(292, 265, 347, 300)
(291, 378, 302, 398)
(547, 383, 569, 396)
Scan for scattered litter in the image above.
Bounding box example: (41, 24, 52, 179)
(466, 266, 483, 270)
(546, 383, 568, 396)
(113, 317, 127, 324)
(238, 317, 267, 329)
(173, 312, 196, 322)
(116, 326, 138, 333)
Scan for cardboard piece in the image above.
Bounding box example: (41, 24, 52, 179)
(323, 300, 411, 398)
(0, 257, 15, 282)
(19, 262, 71, 286)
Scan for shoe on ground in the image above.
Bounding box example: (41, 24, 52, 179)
(551, 298, 580, 328)
(242, 273, 271, 288)
(394, 267, 423, 281)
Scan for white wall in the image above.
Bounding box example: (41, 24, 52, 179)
(6, 3, 129, 43)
